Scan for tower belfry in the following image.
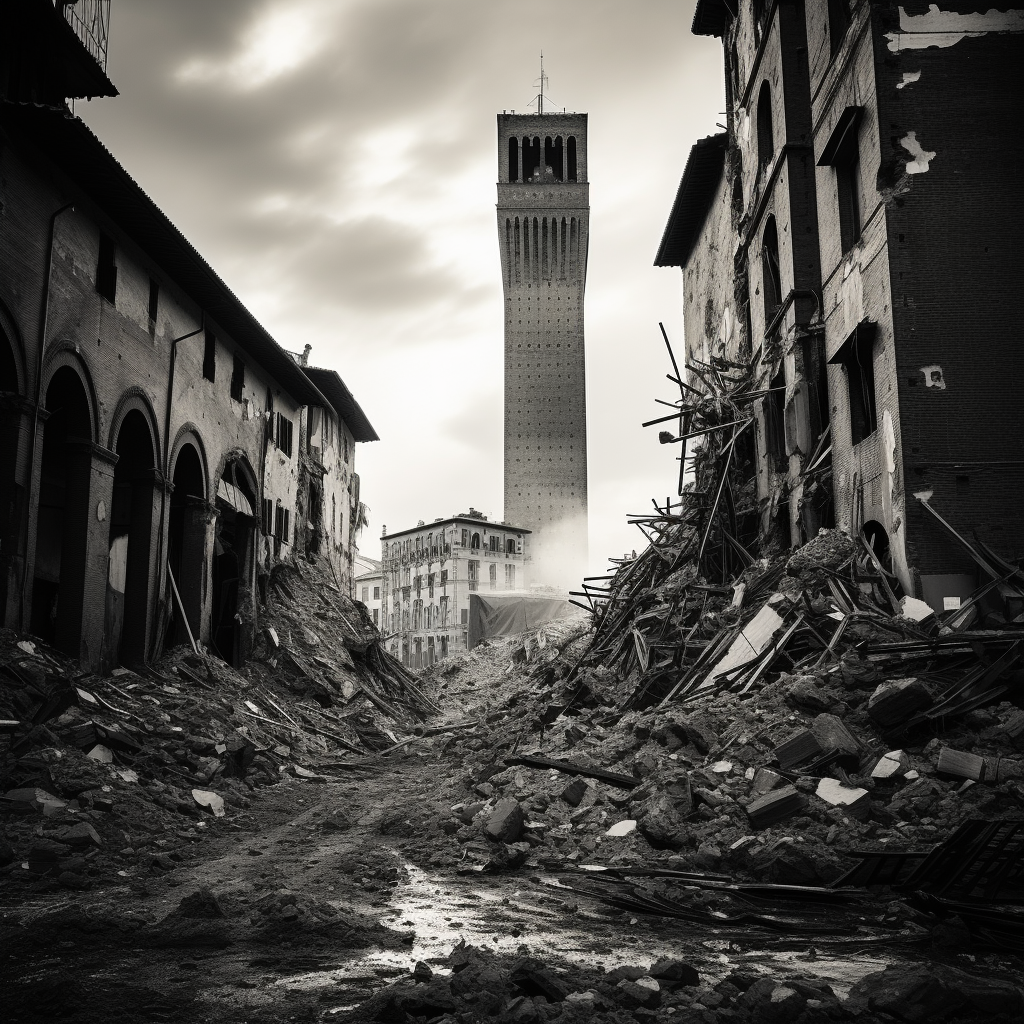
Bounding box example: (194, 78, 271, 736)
(496, 86, 589, 590)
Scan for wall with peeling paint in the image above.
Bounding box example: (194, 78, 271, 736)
(669, 0, 1023, 605)
(875, 0, 1024, 583)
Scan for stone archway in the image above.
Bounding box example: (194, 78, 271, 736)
(107, 408, 159, 667)
(30, 366, 96, 654)
(211, 456, 258, 667)
(167, 439, 209, 650)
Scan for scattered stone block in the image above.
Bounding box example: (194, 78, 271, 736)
(605, 819, 636, 837)
(649, 959, 699, 988)
(871, 750, 911, 780)
(59, 822, 103, 848)
(810, 713, 861, 765)
(191, 789, 226, 817)
(815, 778, 870, 820)
(867, 678, 933, 728)
(937, 747, 986, 781)
(4, 787, 66, 815)
(560, 779, 590, 807)
(745, 785, 806, 829)
(774, 730, 822, 769)
(750, 767, 783, 796)
(485, 798, 524, 843)
(616, 977, 661, 1009)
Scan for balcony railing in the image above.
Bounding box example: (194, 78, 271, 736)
(62, 0, 111, 71)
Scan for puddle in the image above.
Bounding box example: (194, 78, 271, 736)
(275, 859, 893, 1004)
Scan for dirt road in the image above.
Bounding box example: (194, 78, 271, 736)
(4, 659, 1024, 1023)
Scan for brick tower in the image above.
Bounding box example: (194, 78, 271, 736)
(496, 110, 589, 590)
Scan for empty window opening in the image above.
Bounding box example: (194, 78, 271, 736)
(203, 331, 216, 382)
(567, 136, 577, 181)
(148, 278, 159, 333)
(756, 82, 774, 171)
(508, 136, 519, 181)
(761, 216, 782, 325)
(752, 0, 770, 40)
(96, 233, 117, 303)
(828, 0, 852, 57)
(230, 353, 245, 401)
(276, 412, 294, 457)
(829, 320, 877, 445)
(819, 107, 865, 253)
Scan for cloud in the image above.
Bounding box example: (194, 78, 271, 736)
(81, 0, 725, 576)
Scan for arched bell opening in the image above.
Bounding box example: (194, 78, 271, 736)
(31, 367, 93, 652)
(211, 456, 258, 667)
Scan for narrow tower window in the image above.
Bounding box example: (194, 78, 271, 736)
(756, 82, 774, 171)
(567, 136, 577, 181)
(508, 136, 519, 181)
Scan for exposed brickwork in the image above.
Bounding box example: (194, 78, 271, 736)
(670, 0, 1024, 605)
(0, 100, 372, 667)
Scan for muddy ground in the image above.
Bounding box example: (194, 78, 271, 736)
(4, 655, 1024, 1024)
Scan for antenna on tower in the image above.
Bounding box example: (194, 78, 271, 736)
(532, 52, 549, 114)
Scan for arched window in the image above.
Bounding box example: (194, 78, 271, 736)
(761, 216, 782, 324)
(508, 136, 519, 181)
(471, 532, 481, 550)
(566, 136, 577, 181)
(756, 82, 774, 171)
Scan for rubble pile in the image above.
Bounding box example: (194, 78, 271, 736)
(399, 514, 1024, 951)
(0, 555, 435, 891)
(329, 941, 1024, 1024)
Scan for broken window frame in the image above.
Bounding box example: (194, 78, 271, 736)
(275, 413, 294, 458)
(829, 320, 878, 446)
(230, 353, 246, 402)
(818, 106, 865, 254)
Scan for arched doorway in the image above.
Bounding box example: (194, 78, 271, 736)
(211, 457, 257, 667)
(30, 367, 93, 650)
(167, 441, 207, 650)
(0, 322, 25, 628)
(106, 409, 158, 666)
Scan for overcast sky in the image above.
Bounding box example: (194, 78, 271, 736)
(79, 0, 724, 575)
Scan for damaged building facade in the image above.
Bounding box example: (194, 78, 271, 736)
(0, 1, 377, 671)
(380, 511, 529, 667)
(656, 0, 1024, 611)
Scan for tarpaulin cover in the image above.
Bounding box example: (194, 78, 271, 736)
(468, 593, 572, 649)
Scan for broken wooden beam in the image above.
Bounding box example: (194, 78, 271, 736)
(506, 753, 639, 790)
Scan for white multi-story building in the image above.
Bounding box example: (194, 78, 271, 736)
(380, 510, 530, 667)
(354, 555, 383, 630)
